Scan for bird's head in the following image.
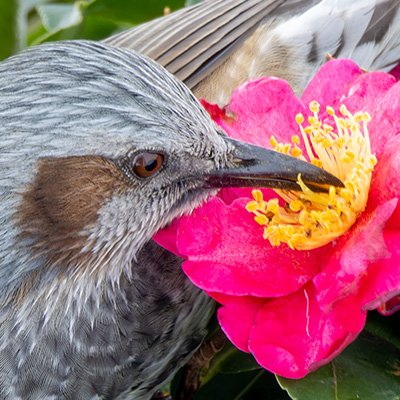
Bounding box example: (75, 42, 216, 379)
(0, 41, 340, 287)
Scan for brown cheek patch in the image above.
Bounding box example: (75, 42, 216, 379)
(17, 155, 130, 266)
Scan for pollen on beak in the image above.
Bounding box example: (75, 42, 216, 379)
(204, 138, 344, 192)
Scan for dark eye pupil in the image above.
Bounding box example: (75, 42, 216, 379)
(145, 159, 158, 172)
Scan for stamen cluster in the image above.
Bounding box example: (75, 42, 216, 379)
(246, 101, 376, 250)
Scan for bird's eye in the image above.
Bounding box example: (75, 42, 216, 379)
(133, 152, 164, 178)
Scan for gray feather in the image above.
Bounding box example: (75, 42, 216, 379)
(106, 0, 400, 96)
(105, 0, 321, 88)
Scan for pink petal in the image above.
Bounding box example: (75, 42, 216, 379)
(367, 81, 400, 156)
(359, 230, 400, 312)
(378, 296, 400, 316)
(343, 71, 396, 113)
(313, 199, 397, 309)
(342, 73, 398, 156)
(390, 63, 400, 80)
(218, 187, 278, 206)
(217, 295, 265, 352)
(368, 135, 400, 228)
(302, 59, 362, 108)
(153, 218, 180, 256)
(218, 188, 254, 205)
(247, 283, 366, 378)
(219, 77, 306, 147)
(177, 197, 325, 297)
(303, 64, 397, 156)
(200, 99, 236, 126)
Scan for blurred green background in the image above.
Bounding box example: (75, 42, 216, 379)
(0, 0, 202, 60)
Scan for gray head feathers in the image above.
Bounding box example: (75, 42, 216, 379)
(0, 40, 230, 296)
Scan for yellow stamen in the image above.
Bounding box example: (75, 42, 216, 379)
(247, 101, 376, 250)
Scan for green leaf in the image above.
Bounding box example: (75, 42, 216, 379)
(194, 370, 291, 400)
(31, 0, 187, 45)
(86, 0, 186, 25)
(365, 311, 400, 350)
(74, 14, 121, 40)
(33, 1, 96, 44)
(23, 0, 49, 47)
(36, 3, 84, 33)
(195, 370, 263, 400)
(277, 332, 400, 400)
(199, 343, 260, 388)
(0, 0, 18, 60)
(217, 347, 261, 375)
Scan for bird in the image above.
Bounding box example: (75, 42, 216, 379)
(1, 1, 400, 398)
(0, 39, 341, 399)
(106, 0, 400, 105)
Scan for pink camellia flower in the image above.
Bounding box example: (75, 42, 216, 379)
(154, 59, 400, 379)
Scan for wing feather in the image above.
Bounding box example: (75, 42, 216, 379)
(105, 0, 319, 88)
(105, 0, 400, 100)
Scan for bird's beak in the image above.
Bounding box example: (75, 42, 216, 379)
(205, 138, 343, 191)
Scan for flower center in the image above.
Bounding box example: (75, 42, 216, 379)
(246, 101, 377, 250)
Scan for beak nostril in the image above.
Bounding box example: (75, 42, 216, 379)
(232, 157, 243, 163)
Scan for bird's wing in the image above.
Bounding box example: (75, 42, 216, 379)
(260, 0, 400, 87)
(106, 0, 400, 103)
(104, 0, 320, 89)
